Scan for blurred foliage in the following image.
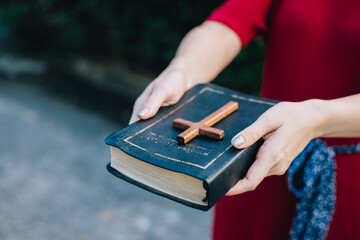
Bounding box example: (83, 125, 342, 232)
(0, 0, 264, 95)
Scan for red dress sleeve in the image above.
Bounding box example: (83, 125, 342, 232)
(207, 0, 274, 46)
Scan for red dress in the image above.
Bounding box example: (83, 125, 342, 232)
(207, 0, 360, 239)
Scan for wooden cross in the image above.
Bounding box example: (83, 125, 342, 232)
(173, 101, 238, 144)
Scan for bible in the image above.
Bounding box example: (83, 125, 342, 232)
(105, 83, 276, 211)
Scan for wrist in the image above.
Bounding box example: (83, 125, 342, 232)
(305, 99, 334, 138)
(167, 58, 193, 91)
(169, 56, 211, 90)
(167, 57, 197, 91)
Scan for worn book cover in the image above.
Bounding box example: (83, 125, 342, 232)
(105, 83, 277, 211)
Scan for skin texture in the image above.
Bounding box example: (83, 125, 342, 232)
(129, 21, 241, 124)
(129, 21, 360, 196)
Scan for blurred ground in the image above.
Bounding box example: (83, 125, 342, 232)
(0, 78, 211, 240)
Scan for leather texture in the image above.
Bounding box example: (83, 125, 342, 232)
(105, 83, 277, 210)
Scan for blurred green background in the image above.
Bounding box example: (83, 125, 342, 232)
(0, 2, 266, 239)
(0, 0, 264, 95)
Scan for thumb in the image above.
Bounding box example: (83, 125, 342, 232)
(136, 85, 167, 120)
(231, 114, 277, 149)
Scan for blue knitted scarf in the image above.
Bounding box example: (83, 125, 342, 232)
(288, 139, 360, 240)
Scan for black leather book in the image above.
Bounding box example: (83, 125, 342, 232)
(105, 83, 276, 211)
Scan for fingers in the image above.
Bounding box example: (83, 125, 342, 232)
(226, 148, 273, 195)
(226, 101, 318, 196)
(129, 70, 187, 124)
(227, 107, 281, 195)
(227, 128, 292, 196)
(231, 111, 280, 149)
(129, 84, 153, 124)
(129, 83, 167, 123)
(136, 84, 168, 120)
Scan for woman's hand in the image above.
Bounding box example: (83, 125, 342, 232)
(227, 100, 328, 196)
(129, 68, 189, 124)
(129, 21, 241, 124)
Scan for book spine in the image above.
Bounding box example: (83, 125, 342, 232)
(205, 139, 263, 209)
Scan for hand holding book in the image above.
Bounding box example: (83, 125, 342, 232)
(227, 100, 327, 195)
(129, 21, 241, 124)
(129, 68, 188, 124)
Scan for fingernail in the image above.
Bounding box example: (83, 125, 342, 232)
(137, 108, 148, 117)
(232, 136, 245, 148)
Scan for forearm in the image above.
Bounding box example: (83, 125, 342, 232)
(316, 94, 360, 138)
(166, 21, 241, 90)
